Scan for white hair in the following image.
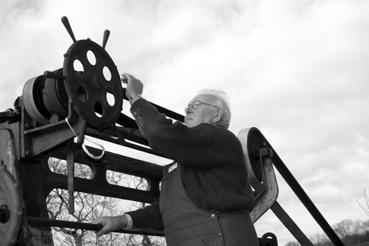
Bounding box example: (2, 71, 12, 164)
(197, 89, 231, 129)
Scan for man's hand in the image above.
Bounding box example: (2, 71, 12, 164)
(121, 73, 143, 104)
(96, 215, 128, 237)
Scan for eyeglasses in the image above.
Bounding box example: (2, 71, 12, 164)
(185, 101, 219, 112)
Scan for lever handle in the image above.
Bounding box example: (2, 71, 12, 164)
(102, 30, 110, 49)
(61, 16, 77, 43)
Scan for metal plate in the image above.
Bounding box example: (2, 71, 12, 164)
(0, 165, 23, 246)
(63, 39, 123, 129)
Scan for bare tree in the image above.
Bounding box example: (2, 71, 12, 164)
(284, 241, 300, 246)
(359, 189, 369, 218)
(47, 158, 127, 245)
(107, 170, 165, 246)
(46, 158, 165, 246)
(333, 219, 367, 238)
(309, 232, 331, 246)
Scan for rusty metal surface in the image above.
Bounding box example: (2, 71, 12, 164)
(0, 129, 18, 178)
(0, 164, 23, 246)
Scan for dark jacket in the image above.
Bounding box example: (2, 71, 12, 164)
(127, 98, 254, 230)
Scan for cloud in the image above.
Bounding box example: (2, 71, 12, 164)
(1, 0, 369, 245)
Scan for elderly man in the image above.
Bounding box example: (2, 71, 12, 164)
(97, 74, 258, 246)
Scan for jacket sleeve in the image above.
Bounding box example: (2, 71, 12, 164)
(130, 98, 222, 167)
(126, 201, 163, 230)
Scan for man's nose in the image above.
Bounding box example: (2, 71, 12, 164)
(184, 107, 192, 114)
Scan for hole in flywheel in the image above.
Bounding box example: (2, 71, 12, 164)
(103, 66, 112, 81)
(0, 204, 10, 223)
(76, 86, 87, 102)
(73, 59, 84, 73)
(94, 102, 103, 118)
(87, 50, 96, 65)
(106, 92, 115, 106)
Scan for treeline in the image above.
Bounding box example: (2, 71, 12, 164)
(285, 219, 369, 246)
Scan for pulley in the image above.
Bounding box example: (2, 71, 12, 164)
(0, 165, 23, 246)
(22, 72, 68, 124)
(22, 76, 51, 124)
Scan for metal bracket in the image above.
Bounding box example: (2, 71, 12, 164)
(238, 128, 279, 223)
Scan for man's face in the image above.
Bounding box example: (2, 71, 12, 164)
(184, 94, 220, 128)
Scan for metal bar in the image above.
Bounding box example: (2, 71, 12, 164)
(122, 94, 184, 122)
(66, 142, 74, 214)
(45, 174, 159, 203)
(86, 126, 147, 147)
(27, 217, 164, 236)
(271, 202, 314, 246)
(151, 102, 184, 122)
(271, 153, 344, 246)
(114, 126, 148, 145)
(117, 140, 168, 158)
(51, 144, 164, 179)
(117, 113, 138, 128)
(85, 128, 168, 158)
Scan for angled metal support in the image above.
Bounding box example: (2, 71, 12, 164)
(239, 128, 315, 246)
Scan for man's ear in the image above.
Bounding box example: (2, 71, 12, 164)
(212, 109, 223, 123)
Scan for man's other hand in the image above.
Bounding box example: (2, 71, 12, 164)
(96, 215, 128, 237)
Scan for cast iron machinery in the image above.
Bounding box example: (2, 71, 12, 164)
(0, 17, 344, 246)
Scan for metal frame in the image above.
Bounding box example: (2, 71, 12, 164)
(0, 98, 344, 246)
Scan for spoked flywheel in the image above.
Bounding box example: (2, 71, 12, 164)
(63, 39, 123, 129)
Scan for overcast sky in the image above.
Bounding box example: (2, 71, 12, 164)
(1, 0, 369, 245)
